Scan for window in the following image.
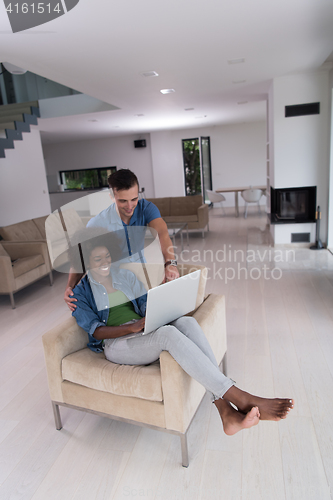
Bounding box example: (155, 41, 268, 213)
(60, 167, 117, 190)
(182, 137, 212, 201)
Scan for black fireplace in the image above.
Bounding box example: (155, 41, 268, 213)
(270, 186, 316, 223)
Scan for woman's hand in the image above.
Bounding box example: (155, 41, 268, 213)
(129, 317, 145, 333)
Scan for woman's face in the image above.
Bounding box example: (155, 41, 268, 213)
(88, 246, 112, 279)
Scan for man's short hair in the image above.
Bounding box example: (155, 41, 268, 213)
(108, 169, 139, 191)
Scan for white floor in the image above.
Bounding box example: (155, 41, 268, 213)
(1, 208, 333, 499)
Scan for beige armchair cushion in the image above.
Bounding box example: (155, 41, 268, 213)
(0, 243, 10, 257)
(12, 254, 44, 278)
(0, 220, 43, 241)
(62, 350, 163, 401)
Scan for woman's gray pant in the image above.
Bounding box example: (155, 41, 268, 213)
(103, 316, 234, 401)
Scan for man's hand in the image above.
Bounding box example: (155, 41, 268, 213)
(129, 317, 145, 333)
(164, 264, 179, 282)
(64, 286, 77, 312)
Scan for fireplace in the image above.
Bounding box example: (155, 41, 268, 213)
(270, 186, 316, 223)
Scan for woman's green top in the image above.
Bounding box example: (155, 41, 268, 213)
(106, 291, 141, 326)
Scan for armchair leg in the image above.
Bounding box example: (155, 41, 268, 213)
(180, 433, 189, 467)
(9, 292, 15, 309)
(49, 271, 53, 286)
(52, 402, 63, 430)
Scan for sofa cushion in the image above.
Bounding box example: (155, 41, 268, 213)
(62, 349, 163, 402)
(12, 254, 44, 278)
(146, 198, 171, 217)
(164, 215, 198, 223)
(169, 195, 203, 216)
(0, 220, 43, 242)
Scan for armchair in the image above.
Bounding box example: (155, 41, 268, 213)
(0, 241, 53, 308)
(42, 263, 227, 467)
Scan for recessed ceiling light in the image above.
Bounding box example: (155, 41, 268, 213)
(185, 108, 194, 111)
(228, 58, 245, 65)
(237, 101, 248, 105)
(160, 89, 175, 94)
(232, 79, 246, 84)
(141, 71, 159, 77)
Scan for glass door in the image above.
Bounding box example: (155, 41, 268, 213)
(200, 136, 212, 203)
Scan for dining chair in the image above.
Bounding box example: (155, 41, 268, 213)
(206, 190, 226, 216)
(241, 188, 263, 218)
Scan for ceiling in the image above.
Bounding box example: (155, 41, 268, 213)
(1, 0, 333, 144)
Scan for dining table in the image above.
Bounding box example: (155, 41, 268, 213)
(216, 185, 267, 217)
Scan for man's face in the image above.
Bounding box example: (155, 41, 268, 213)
(113, 184, 139, 220)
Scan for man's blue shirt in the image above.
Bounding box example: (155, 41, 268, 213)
(86, 199, 161, 262)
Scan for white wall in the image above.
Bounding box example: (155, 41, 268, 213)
(43, 133, 155, 197)
(0, 128, 51, 226)
(271, 70, 331, 244)
(44, 123, 266, 208)
(151, 122, 267, 206)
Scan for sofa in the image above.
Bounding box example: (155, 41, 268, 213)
(146, 195, 209, 236)
(42, 262, 227, 467)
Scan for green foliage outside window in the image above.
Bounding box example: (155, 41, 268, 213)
(60, 167, 116, 190)
(182, 139, 202, 196)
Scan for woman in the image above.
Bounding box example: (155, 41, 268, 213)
(72, 232, 294, 435)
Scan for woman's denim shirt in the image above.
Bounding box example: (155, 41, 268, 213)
(72, 267, 147, 352)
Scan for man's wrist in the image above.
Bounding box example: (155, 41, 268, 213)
(164, 259, 177, 268)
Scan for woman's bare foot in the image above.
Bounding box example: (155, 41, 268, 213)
(214, 399, 260, 435)
(223, 386, 294, 421)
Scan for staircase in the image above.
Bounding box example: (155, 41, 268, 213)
(0, 101, 40, 158)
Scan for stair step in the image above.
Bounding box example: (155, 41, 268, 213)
(5, 128, 23, 141)
(0, 137, 15, 152)
(0, 120, 31, 132)
(0, 101, 39, 158)
(0, 113, 31, 124)
(0, 106, 35, 118)
(0, 100, 39, 113)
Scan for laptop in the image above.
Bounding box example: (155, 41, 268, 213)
(121, 269, 201, 339)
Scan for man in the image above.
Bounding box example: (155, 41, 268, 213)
(64, 169, 179, 310)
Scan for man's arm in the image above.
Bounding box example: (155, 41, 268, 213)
(148, 218, 179, 280)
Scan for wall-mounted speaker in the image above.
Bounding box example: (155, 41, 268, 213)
(134, 139, 146, 148)
(285, 102, 320, 117)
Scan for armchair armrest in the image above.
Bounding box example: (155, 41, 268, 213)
(0, 254, 15, 293)
(197, 204, 208, 227)
(42, 316, 87, 402)
(160, 293, 226, 433)
(2, 241, 51, 272)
